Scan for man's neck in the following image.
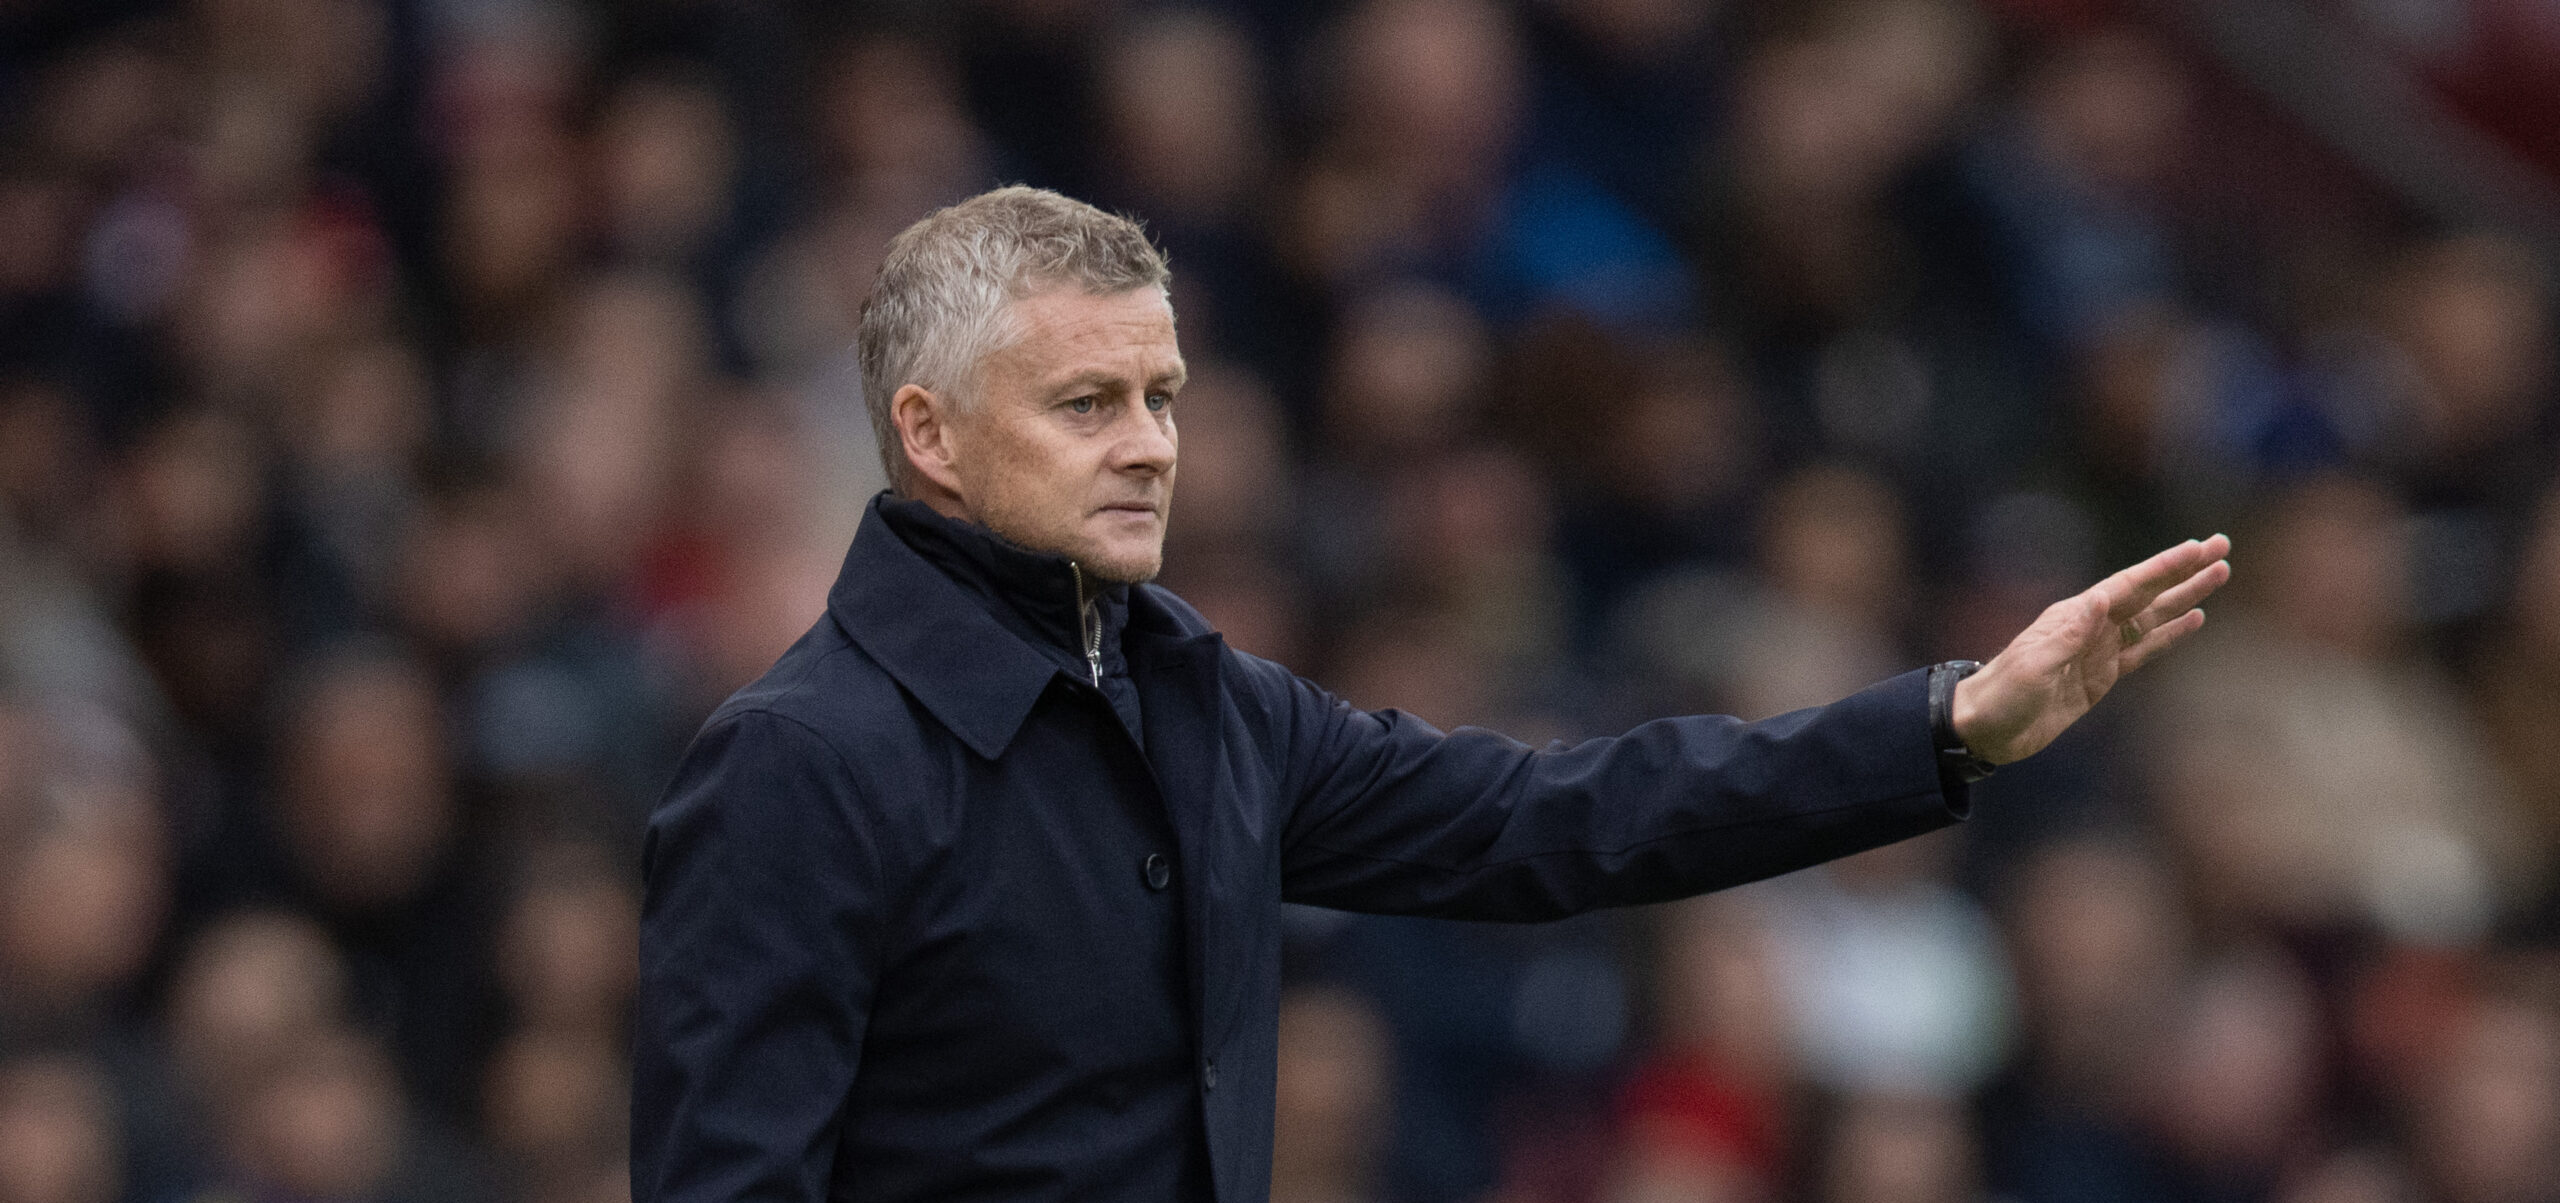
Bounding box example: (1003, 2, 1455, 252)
(904, 481, 977, 526)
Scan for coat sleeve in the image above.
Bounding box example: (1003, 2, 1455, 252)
(1271, 666, 1966, 921)
(632, 709, 884, 1202)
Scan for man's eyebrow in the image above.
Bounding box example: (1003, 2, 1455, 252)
(1044, 369, 1122, 394)
(1045, 365, 1188, 393)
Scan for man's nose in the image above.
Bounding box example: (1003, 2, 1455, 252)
(1112, 410, 1176, 476)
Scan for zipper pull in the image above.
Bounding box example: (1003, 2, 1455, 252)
(1073, 563, 1102, 688)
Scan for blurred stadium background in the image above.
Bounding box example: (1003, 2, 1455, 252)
(6, 0, 2560, 1200)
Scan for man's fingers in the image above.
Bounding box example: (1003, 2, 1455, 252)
(2102, 535, 2229, 619)
(2100, 534, 2232, 620)
(2120, 606, 2206, 674)
(2129, 557, 2231, 636)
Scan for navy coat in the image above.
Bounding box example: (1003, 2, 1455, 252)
(632, 496, 1966, 1203)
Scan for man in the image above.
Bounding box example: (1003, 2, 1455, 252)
(631, 187, 2229, 1202)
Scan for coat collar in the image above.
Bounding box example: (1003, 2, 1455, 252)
(830, 493, 1189, 760)
(876, 494, 1130, 671)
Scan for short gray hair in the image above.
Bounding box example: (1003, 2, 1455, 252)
(857, 186, 1172, 491)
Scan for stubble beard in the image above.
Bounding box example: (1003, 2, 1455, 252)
(1081, 546, 1163, 585)
(971, 495, 1166, 586)
(1056, 511, 1166, 585)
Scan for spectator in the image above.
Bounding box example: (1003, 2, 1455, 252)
(1613, 895, 1798, 1202)
(1271, 987, 1395, 1203)
(0, 1054, 121, 1203)
(1814, 1092, 1987, 1203)
(2147, 476, 2536, 942)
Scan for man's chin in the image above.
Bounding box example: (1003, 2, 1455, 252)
(1073, 517, 1165, 584)
(969, 506, 1160, 582)
(1080, 548, 1163, 585)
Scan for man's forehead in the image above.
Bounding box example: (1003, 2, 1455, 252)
(1015, 285, 1176, 336)
(1008, 287, 1185, 380)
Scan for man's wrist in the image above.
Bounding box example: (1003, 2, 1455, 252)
(1928, 661, 1998, 786)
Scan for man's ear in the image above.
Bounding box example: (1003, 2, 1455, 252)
(893, 383, 967, 499)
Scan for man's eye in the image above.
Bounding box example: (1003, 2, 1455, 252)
(1069, 396, 1095, 414)
(1145, 393, 1170, 412)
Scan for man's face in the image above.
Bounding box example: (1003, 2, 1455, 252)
(945, 286, 1184, 583)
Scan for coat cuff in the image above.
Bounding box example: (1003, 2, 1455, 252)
(1855, 667, 1973, 822)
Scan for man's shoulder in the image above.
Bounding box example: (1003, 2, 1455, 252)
(1129, 581, 1316, 718)
(697, 611, 917, 765)
(1127, 580, 1213, 637)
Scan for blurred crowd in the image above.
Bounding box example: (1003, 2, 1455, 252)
(4, 0, 2560, 1201)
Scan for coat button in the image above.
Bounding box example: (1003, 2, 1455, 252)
(1201, 1058, 1218, 1091)
(1142, 853, 1172, 892)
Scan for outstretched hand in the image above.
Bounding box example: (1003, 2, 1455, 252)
(1952, 534, 2232, 765)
